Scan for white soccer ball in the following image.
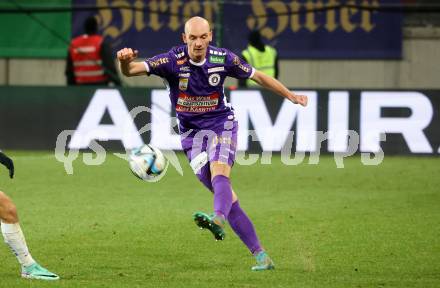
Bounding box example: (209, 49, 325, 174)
(128, 144, 168, 182)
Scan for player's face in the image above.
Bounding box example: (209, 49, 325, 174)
(183, 25, 212, 62)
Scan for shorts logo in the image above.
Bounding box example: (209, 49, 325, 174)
(212, 136, 232, 145)
(208, 73, 221, 86)
(179, 78, 188, 91)
(209, 55, 225, 64)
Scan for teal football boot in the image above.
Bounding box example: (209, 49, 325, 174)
(251, 251, 275, 271)
(193, 211, 226, 241)
(21, 262, 60, 280)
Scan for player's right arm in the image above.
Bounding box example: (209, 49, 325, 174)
(117, 48, 147, 77)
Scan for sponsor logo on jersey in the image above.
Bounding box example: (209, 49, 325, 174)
(176, 92, 219, 113)
(180, 66, 190, 72)
(208, 73, 221, 86)
(178, 73, 190, 78)
(209, 55, 225, 64)
(147, 57, 169, 68)
(207, 66, 225, 73)
(179, 78, 188, 91)
(209, 50, 227, 56)
(238, 63, 250, 73)
(177, 57, 187, 65)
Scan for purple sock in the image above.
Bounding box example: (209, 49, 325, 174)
(212, 175, 233, 219)
(228, 201, 263, 254)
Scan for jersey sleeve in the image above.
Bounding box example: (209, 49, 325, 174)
(225, 50, 255, 80)
(144, 50, 175, 78)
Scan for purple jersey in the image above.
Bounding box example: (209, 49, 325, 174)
(144, 45, 254, 130)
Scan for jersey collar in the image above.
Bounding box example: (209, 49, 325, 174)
(184, 45, 207, 66)
(189, 58, 206, 66)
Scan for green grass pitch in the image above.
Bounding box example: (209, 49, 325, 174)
(0, 151, 439, 288)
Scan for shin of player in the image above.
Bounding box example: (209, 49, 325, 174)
(0, 191, 36, 268)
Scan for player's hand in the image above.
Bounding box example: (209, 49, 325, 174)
(0, 151, 14, 179)
(117, 48, 139, 63)
(290, 94, 308, 107)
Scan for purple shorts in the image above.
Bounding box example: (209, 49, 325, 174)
(180, 120, 238, 167)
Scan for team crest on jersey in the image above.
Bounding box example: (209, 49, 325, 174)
(179, 78, 189, 91)
(209, 55, 225, 64)
(208, 73, 221, 86)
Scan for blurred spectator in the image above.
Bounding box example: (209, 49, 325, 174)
(65, 16, 121, 86)
(239, 30, 278, 87)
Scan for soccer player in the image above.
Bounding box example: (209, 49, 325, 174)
(0, 151, 59, 280)
(117, 16, 307, 271)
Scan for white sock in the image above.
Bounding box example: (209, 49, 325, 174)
(1, 221, 36, 267)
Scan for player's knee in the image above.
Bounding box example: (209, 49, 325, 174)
(210, 162, 231, 179)
(232, 190, 238, 202)
(0, 191, 10, 208)
(4, 205, 18, 223)
(0, 192, 18, 223)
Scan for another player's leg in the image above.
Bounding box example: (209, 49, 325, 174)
(0, 191, 59, 280)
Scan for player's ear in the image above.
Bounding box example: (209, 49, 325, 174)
(182, 33, 187, 44)
(208, 31, 213, 42)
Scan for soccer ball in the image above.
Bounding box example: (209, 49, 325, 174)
(128, 144, 168, 182)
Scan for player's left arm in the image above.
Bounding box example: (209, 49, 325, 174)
(251, 70, 308, 107)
